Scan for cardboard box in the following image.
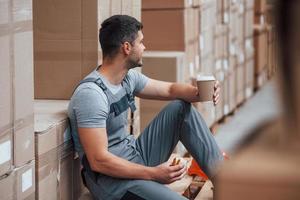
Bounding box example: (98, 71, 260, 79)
(254, 25, 268, 75)
(214, 70, 225, 121)
(244, 0, 254, 10)
(222, 75, 230, 116)
(236, 65, 245, 105)
(33, 0, 98, 99)
(0, 129, 13, 176)
(216, 149, 300, 200)
(254, 0, 267, 14)
(34, 100, 76, 199)
(245, 58, 254, 99)
(200, 28, 214, 58)
(34, 100, 70, 156)
(0, 0, 35, 168)
(245, 37, 254, 60)
(244, 9, 254, 38)
(228, 71, 236, 113)
(110, 0, 122, 15)
(142, 8, 194, 51)
(0, 160, 35, 200)
(140, 51, 185, 130)
(36, 142, 74, 200)
(200, 0, 217, 30)
(13, 122, 35, 167)
(0, 34, 13, 131)
(73, 157, 87, 200)
(142, 0, 193, 9)
(121, 0, 137, 16)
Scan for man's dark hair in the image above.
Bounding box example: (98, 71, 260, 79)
(99, 15, 143, 59)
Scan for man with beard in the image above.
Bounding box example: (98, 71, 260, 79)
(68, 15, 222, 200)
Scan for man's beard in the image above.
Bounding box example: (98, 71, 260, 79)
(126, 57, 143, 69)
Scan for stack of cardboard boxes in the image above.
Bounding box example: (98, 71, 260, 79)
(0, 0, 142, 199)
(140, 0, 273, 128)
(196, 0, 218, 127)
(244, 0, 255, 99)
(32, 0, 142, 199)
(253, 0, 277, 89)
(34, 100, 84, 200)
(0, 0, 36, 199)
(142, 0, 200, 83)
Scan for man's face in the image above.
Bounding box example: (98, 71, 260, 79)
(126, 30, 146, 69)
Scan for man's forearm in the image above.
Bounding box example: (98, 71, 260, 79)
(91, 151, 155, 180)
(169, 83, 199, 102)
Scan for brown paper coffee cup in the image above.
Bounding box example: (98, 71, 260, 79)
(196, 75, 215, 102)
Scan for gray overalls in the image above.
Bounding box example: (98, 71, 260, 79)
(77, 74, 223, 200)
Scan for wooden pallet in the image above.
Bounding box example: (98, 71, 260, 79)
(194, 180, 214, 200)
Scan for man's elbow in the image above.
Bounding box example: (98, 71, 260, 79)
(89, 152, 110, 172)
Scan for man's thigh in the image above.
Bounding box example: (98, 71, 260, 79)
(122, 180, 188, 200)
(136, 100, 188, 166)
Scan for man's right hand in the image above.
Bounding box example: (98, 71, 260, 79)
(151, 162, 187, 184)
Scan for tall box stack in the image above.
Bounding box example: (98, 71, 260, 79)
(0, 0, 36, 198)
(253, 24, 268, 89)
(253, 0, 268, 89)
(213, 25, 229, 121)
(215, 0, 231, 117)
(244, 0, 255, 99)
(142, 0, 199, 83)
(234, 0, 246, 106)
(33, 0, 98, 99)
(227, 0, 240, 111)
(34, 100, 86, 199)
(140, 51, 185, 131)
(196, 0, 217, 127)
(254, 0, 267, 25)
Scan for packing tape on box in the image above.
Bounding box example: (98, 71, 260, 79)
(13, 114, 34, 132)
(0, 20, 32, 37)
(37, 141, 73, 181)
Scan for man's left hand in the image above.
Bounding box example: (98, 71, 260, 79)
(213, 81, 220, 106)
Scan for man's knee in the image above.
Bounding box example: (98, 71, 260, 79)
(168, 100, 191, 113)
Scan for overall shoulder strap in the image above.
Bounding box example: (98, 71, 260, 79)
(122, 75, 136, 112)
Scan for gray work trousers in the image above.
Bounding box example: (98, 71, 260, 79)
(83, 100, 223, 200)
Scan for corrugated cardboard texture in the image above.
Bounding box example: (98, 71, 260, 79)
(142, 0, 192, 9)
(36, 142, 74, 200)
(141, 51, 185, 130)
(254, 25, 268, 75)
(14, 122, 35, 167)
(0, 0, 35, 168)
(34, 0, 141, 99)
(0, 34, 13, 131)
(0, 160, 36, 200)
(33, 0, 98, 99)
(142, 9, 187, 51)
(34, 100, 70, 156)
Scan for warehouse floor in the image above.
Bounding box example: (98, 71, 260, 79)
(215, 79, 281, 154)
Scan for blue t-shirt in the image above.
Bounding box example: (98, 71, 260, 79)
(68, 69, 148, 158)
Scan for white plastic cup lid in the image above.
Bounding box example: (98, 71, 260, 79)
(196, 75, 216, 81)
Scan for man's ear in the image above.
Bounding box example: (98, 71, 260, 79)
(122, 42, 131, 56)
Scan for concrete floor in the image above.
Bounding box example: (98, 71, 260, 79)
(215, 80, 282, 154)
